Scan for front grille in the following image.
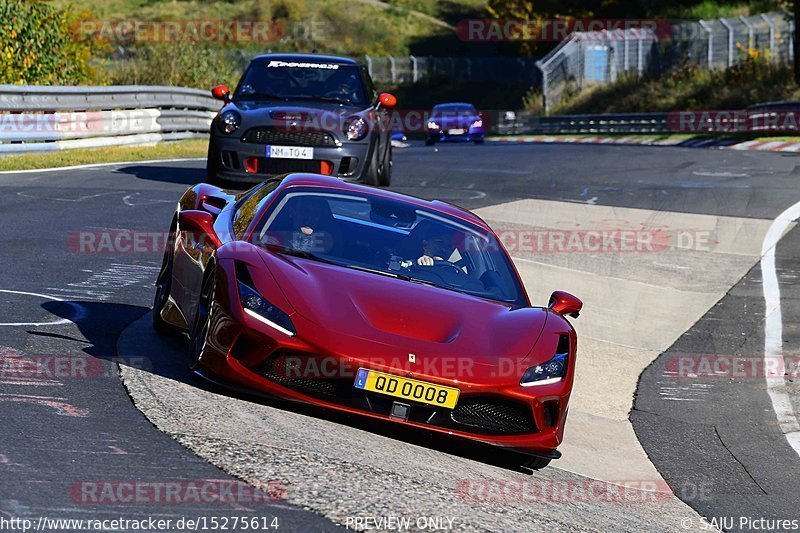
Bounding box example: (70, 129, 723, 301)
(242, 127, 338, 147)
(451, 397, 537, 434)
(255, 158, 326, 175)
(258, 352, 352, 399)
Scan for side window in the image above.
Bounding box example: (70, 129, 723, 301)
(232, 180, 282, 239)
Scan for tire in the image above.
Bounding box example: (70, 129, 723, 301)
(206, 142, 221, 185)
(522, 456, 551, 471)
(188, 269, 216, 371)
(363, 140, 380, 186)
(378, 143, 392, 187)
(152, 223, 176, 335)
(425, 139, 435, 146)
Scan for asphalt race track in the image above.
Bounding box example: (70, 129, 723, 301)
(2, 142, 800, 531)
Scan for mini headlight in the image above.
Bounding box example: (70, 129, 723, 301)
(427, 121, 440, 130)
(520, 352, 567, 387)
(344, 117, 368, 140)
(471, 119, 483, 129)
(218, 110, 241, 134)
(238, 281, 295, 336)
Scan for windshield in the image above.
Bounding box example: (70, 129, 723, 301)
(235, 60, 370, 106)
(253, 189, 527, 306)
(432, 103, 478, 116)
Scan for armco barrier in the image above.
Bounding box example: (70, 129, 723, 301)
(0, 85, 220, 155)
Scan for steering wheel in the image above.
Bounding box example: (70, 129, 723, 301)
(432, 259, 464, 275)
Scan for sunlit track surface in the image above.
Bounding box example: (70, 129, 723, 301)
(2, 143, 800, 531)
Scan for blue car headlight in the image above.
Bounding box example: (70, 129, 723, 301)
(238, 281, 295, 336)
(470, 119, 483, 129)
(520, 352, 567, 387)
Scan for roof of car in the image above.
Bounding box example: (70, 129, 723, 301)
(434, 102, 475, 108)
(250, 53, 358, 65)
(272, 174, 492, 231)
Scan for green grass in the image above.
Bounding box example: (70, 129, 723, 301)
(46, 0, 483, 57)
(0, 139, 207, 171)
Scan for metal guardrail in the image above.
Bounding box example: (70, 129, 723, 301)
(494, 106, 800, 136)
(0, 85, 220, 155)
(495, 112, 671, 135)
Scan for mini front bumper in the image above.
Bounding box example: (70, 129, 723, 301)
(211, 134, 372, 183)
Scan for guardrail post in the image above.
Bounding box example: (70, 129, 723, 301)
(761, 14, 776, 61)
(719, 18, 735, 67)
(365, 55, 373, 77)
(637, 30, 645, 76)
(389, 56, 397, 83)
(410, 55, 418, 82)
(623, 33, 630, 71)
(536, 60, 549, 115)
(698, 20, 714, 67)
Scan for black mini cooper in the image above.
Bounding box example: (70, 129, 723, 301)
(207, 54, 397, 187)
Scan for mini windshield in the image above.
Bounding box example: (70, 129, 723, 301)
(235, 60, 370, 106)
(253, 189, 527, 307)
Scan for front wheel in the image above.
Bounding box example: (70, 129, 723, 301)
(378, 143, 392, 187)
(188, 271, 215, 371)
(206, 142, 221, 185)
(522, 456, 551, 471)
(152, 226, 176, 335)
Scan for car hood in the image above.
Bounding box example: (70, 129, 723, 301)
(256, 250, 547, 368)
(232, 100, 365, 117)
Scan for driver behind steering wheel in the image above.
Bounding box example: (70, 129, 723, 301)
(417, 232, 451, 266)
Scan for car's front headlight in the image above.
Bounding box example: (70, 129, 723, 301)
(344, 117, 368, 140)
(520, 352, 567, 387)
(427, 121, 440, 130)
(470, 119, 483, 129)
(218, 110, 241, 134)
(238, 281, 295, 336)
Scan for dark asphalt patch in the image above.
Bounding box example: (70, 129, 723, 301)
(633, 224, 800, 528)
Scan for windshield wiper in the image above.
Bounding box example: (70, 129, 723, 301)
(237, 93, 289, 101)
(291, 95, 354, 105)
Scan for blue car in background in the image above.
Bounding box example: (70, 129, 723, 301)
(425, 103, 485, 145)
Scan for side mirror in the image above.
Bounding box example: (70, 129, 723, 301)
(178, 210, 222, 248)
(378, 93, 397, 108)
(548, 291, 582, 318)
(211, 85, 230, 102)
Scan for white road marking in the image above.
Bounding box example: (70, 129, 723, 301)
(122, 193, 173, 207)
(0, 290, 83, 327)
(761, 201, 800, 456)
(17, 190, 119, 203)
(46, 263, 159, 302)
(0, 158, 205, 175)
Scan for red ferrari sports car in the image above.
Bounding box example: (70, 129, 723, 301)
(152, 174, 582, 469)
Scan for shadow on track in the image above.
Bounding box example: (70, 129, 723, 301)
(114, 164, 207, 186)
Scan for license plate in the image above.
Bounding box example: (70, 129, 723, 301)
(266, 145, 314, 159)
(354, 368, 460, 409)
(448, 128, 465, 135)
